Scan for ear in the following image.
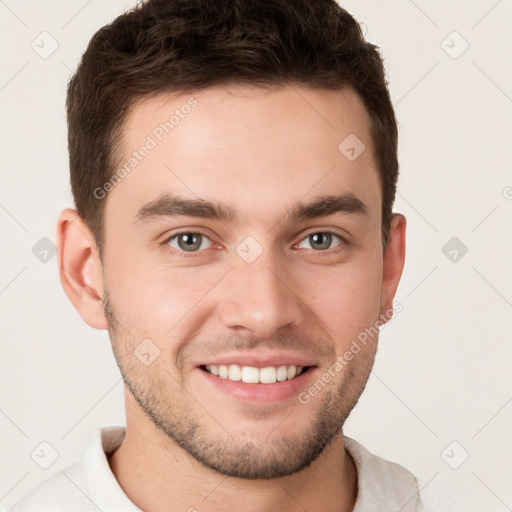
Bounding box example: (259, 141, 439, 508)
(379, 213, 406, 322)
(56, 209, 107, 329)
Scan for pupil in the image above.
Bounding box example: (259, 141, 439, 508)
(179, 233, 200, 251)
(311, 233, 330, 250)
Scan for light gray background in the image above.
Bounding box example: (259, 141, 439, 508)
(1, 1, 511, 510)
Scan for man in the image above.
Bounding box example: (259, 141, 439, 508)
(8, 0, 422, 510)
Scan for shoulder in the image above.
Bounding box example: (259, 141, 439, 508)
(5, 462, 96, 512)
(6, 426, 127, 512)
(345, 436, 423, 512)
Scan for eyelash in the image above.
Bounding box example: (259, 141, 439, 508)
(162, 230, 350, 258)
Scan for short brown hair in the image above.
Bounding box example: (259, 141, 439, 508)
(66, 0, 399, 254)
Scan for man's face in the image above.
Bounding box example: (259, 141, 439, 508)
(99, 85, 393, 478)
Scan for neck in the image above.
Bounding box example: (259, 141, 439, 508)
(108, 401, 357, 512)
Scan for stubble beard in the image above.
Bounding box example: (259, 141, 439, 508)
(103, 287, 377, 479)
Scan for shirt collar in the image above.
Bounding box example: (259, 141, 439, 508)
(84, 426, 421, 511)
(83, 426, 141, 511)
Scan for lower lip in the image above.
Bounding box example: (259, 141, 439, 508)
(196, 367, 316, 403)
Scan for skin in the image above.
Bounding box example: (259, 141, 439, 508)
(57, 84, 406, 512)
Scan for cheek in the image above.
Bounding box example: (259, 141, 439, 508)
(306, 254, 383, 345)
(104, 233, 383, 347)
(106, 259, 225, 336)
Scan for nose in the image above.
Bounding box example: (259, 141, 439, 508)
(218, 252, 305, 339)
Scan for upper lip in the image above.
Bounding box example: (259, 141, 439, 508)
(198, 353, 316, 368)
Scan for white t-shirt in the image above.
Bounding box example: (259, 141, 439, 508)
(7, 426, 424, 512)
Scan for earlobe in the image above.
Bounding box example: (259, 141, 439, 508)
(379, 213, 406, 322)
(56, 209, 108, 330)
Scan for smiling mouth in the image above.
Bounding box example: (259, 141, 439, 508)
(200, 364, 313, 384)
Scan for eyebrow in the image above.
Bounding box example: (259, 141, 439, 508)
(134, 193, 368, 225)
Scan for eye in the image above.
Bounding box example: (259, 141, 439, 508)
(166, 232, 212, 253)
(297, 231, 344, 251)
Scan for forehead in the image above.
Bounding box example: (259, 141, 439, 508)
(106, 84, 380, 229)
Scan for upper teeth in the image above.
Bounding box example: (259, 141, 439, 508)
(205, 364, 304, 384)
